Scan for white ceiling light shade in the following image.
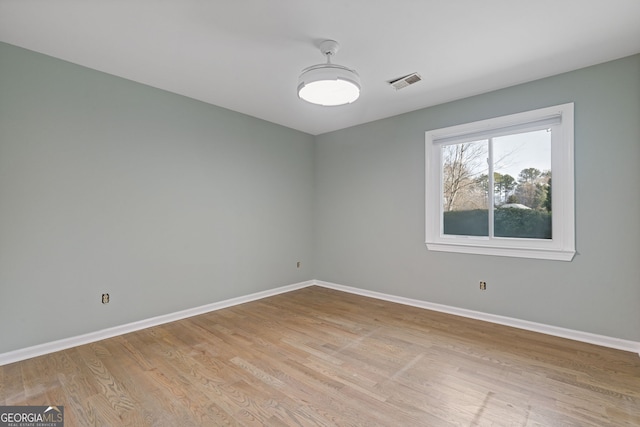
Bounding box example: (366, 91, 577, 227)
(298, 40, 361, 106)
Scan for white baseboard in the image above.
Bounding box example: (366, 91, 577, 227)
(2, 278, 638, 366)
(313, 280, 640, 356)
(0, 281, 313, 366)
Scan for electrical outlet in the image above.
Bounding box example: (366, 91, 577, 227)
(102, 293, 110, 304)
(479, 281, 487, 290)
(297, 261, 301, 268)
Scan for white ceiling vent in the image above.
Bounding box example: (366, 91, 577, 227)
(388, 73, 422, 90)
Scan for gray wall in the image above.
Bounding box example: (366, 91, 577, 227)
(0, 42, 315, 354)
(315, 54, 640, 342)
(2, 41, 638, 355)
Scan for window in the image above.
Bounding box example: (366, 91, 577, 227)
(425, 103, 575, 261)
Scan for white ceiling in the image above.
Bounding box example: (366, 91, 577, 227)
(1, 1, 639, 135)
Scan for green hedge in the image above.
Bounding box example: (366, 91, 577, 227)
(443, 208, 551, 239)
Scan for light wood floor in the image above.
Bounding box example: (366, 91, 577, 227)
(1, 286, 639, 426)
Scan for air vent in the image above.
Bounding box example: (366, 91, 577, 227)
(388, 72, 422, 90)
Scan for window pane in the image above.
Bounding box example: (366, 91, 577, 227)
(442, 140, 488, 236)
(493, 129, 552, 239)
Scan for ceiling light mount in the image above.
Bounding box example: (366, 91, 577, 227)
(297, 40, 361, 107)
(319, 39, 340, 58)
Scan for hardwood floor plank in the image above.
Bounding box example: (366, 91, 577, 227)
(1, 286, 639, 426)
(2, 358, 25, 404)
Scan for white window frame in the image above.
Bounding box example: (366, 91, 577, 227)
(425, 103, 575, 261)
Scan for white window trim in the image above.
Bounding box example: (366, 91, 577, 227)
(425, 103, 575, 261)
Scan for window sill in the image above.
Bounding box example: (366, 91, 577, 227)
(426, 242, 576, 261)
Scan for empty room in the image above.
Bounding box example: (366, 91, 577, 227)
(1, 1, 639, 426)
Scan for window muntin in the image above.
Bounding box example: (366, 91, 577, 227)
(425, 104, 574, 261)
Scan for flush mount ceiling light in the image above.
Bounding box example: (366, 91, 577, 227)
(297, 40, 361, 106)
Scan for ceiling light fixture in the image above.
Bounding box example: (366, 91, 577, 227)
(297, 40, 361, 107)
